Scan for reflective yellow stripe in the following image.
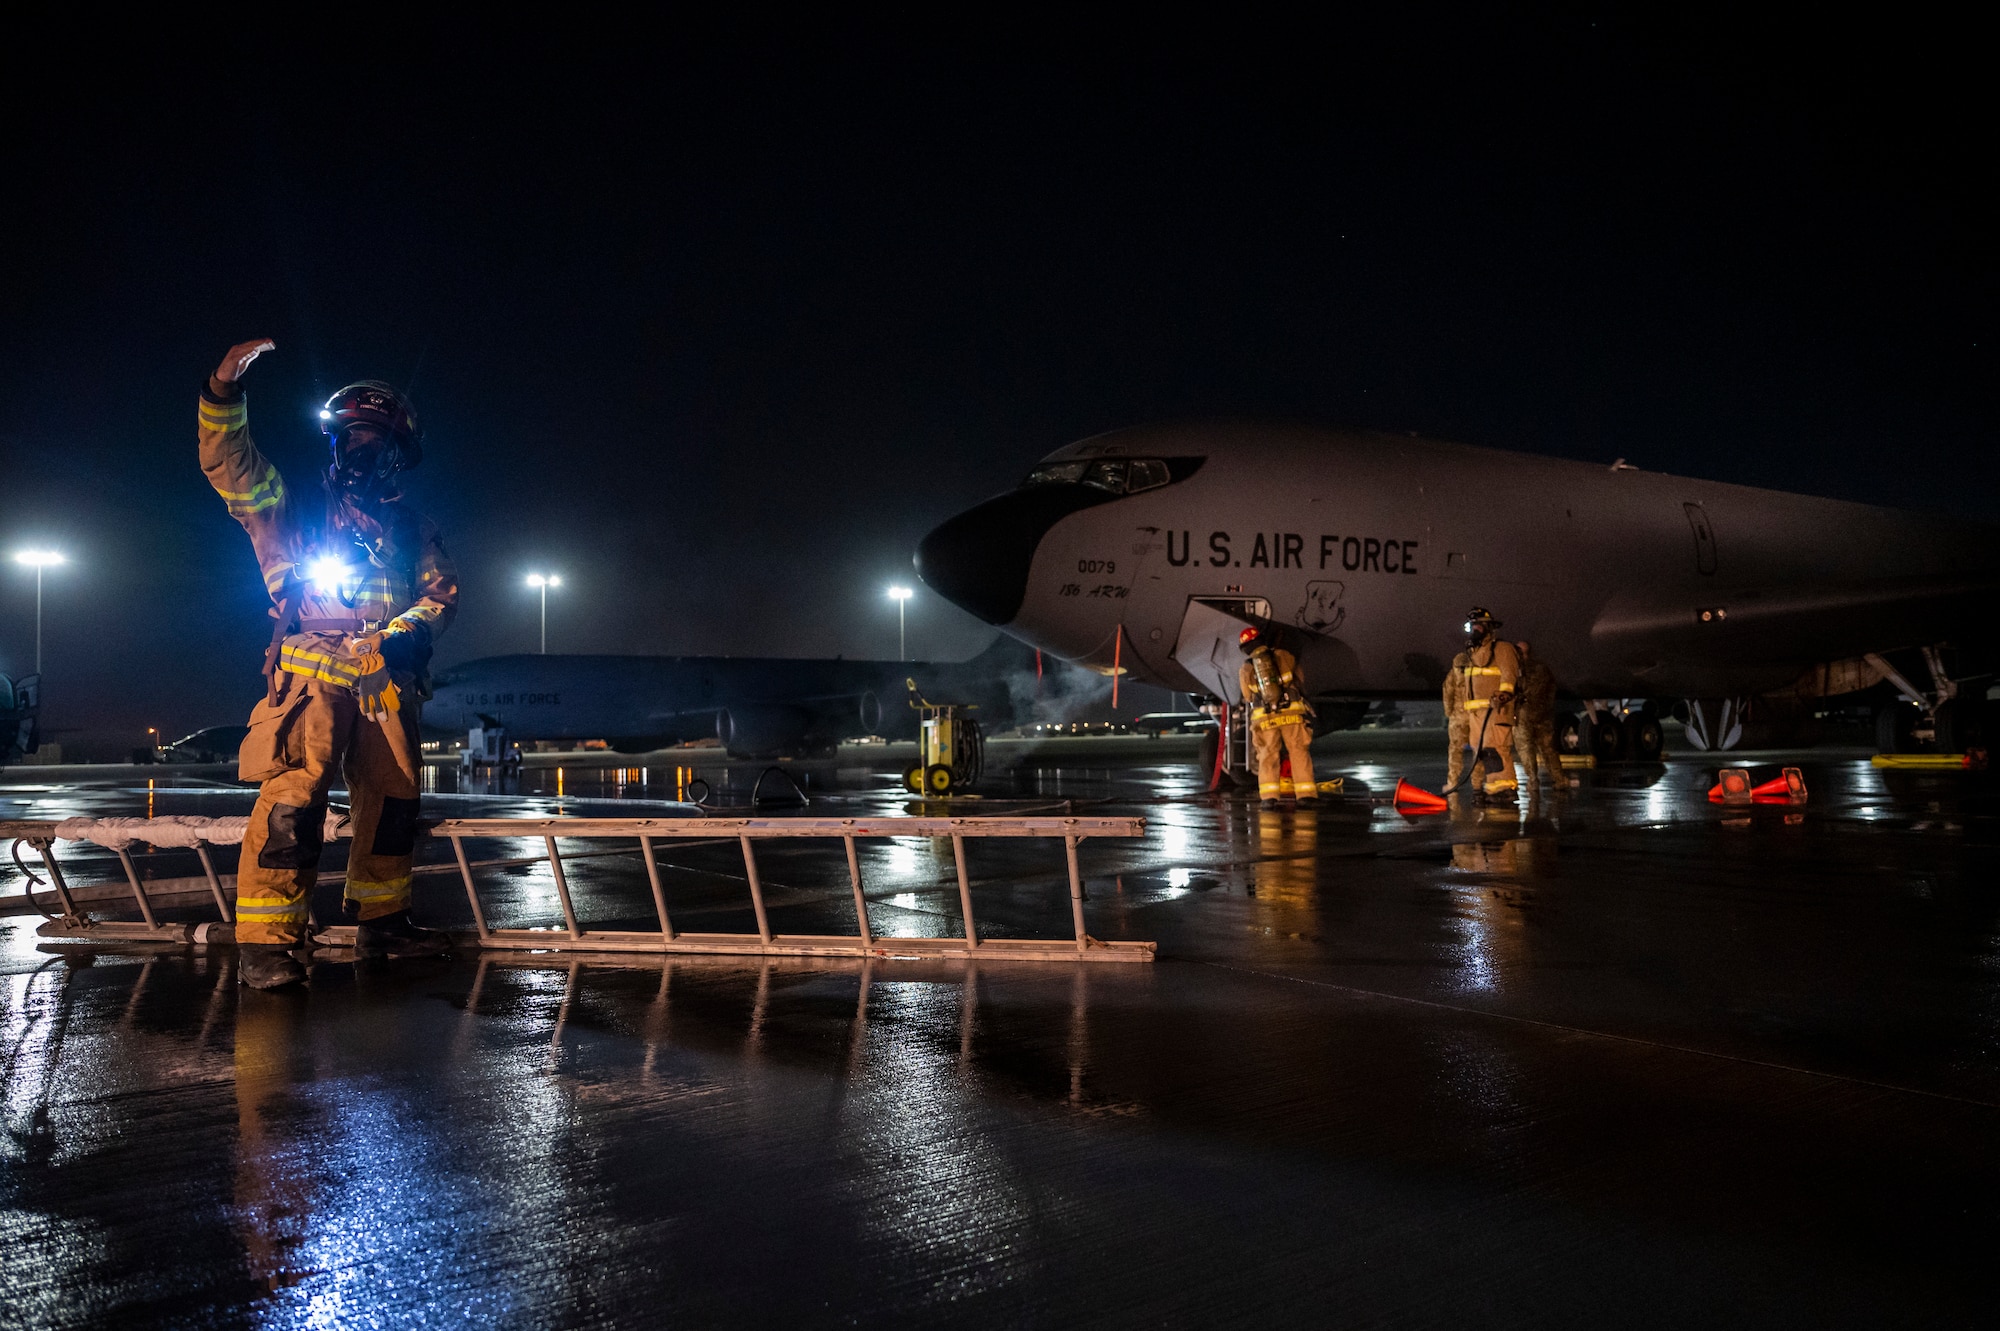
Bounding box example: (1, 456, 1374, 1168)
(280, 644, 361, 686)
(1464, 666, 1503, 677)
(1258, 781, 1284, 796)
(235, 896, 310, 919)
(216, 466, 285, 516)
(345, 876, 411, 902)
(199, 400, 247, 431)
(1464, 699, 1491, 711)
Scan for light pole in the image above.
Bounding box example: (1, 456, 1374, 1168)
(526, 573, 561, 654)
(888, 586, 913, 661)
(12, 550, 65, 675)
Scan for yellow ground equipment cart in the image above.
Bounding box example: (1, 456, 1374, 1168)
(903, 678, 985, 796)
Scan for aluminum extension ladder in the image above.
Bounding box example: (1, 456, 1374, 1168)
(2, 815, 1155, 963)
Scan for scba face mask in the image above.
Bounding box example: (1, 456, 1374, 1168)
(330, 427, 403, 506)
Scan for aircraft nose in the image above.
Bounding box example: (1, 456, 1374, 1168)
(916, 486, 1118, 625)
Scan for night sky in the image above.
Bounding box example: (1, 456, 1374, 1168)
(3, 16, 1990, 751)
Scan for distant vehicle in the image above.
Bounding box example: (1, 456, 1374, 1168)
(917, 422, 2000, 755)
(1, 673, 40, 766)
(153, 725, 249, 764)
(458, 719, 522, 774)
(424, 639, 1034, 760)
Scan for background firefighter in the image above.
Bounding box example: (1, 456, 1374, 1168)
(1512, 640, 1565, 789)
(200, 338, 459, 989)
(1236, 627, 1317, 807)
(1443, 646, 1472, 789)
(1458, 608, 1522, 797)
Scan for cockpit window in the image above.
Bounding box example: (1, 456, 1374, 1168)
(1022, 456, 1182, 494)
(1082, 460, 1128, 492)
(1023, 460, 1089, 486)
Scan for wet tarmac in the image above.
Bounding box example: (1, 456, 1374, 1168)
(4, 732, 1998, 1326)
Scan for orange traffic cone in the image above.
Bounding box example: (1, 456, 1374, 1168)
(1708, 768, 1753, 803)
(1750, 767, 1808, 802)
(1393, 778, 1449, 812)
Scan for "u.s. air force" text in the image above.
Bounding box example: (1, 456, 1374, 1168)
(1163, 531, 1419, 574)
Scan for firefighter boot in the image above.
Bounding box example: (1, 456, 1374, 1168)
(355, 910, 451, 959)
(239, 944, 307, 990)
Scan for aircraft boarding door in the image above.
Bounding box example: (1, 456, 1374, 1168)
(1172, 597, 1270, 781)
(1684, 503, 1718, 575)
(1170, 597, 1271, 704)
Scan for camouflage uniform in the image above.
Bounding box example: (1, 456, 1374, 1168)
(1513, 649, 1564, 788)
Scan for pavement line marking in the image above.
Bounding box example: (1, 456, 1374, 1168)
(1195, 960, 2000, 1112)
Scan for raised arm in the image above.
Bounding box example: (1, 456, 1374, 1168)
(198, 339, 300, 601)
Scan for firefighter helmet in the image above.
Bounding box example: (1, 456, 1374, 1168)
(319, 381, 423, 471)
(1238, 626, 1261, 653)
(1464, 606, 1500, 643)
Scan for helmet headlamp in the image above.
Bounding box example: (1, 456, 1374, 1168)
(319, 380, 422, 474)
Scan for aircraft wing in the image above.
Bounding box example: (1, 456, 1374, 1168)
(1590, 573, 2000, 674)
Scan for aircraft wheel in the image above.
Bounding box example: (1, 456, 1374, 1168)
(1195, 725, 1220, 775)
(925, 763, 954, 796)
(1876, 703, 1919, 753)
(903, 765, 926, 793)
(1586, 714, 1625, 761)
(1554, 713, 1588, 756)
(1935, 696, 1986, 753)
(1625, 711, 1665, 761)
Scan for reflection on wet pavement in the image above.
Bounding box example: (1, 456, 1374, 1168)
(3, 734, 1998, 1325)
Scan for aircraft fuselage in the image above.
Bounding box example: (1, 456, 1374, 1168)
(916, 422, 1998, 706)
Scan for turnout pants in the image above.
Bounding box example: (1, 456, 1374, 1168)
(1252, 717, 1318, 801)
(1446, 714, 1472, 788)
(235, 674, 422, 945)
(1468, 712, 1517, 795)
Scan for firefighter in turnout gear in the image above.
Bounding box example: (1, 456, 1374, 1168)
(1458, 608, 1522, 798)
(1443, 646, 1473, 790)
(1512, 641, 1564, 790)
(1237, 626, 1318, 808)
(200, 339, 459, 989)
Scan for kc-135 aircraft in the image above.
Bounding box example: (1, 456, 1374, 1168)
(915, 422, 2000, 756)
(424, 640, 1033, 759)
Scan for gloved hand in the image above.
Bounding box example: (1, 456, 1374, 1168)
(212, 338, 275, 387)
(353, 651, 402, 718)
(352, 622, 430, 675)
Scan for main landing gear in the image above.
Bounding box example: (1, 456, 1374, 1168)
(1555, 702, 1665, 762)
(1867, 648, 1989, 755)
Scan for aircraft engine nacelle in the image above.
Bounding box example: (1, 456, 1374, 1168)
(717, 693, 881, 758)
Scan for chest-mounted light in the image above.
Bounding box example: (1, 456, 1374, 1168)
(307, 554, 361, 601)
